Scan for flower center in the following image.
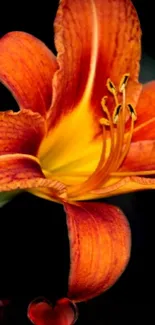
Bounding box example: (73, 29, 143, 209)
(68, 73, 137, 198)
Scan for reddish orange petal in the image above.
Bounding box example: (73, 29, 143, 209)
(28, 298, 78, 325)
(64, 201, 131, 302)
(48, 0, 141, 128)
(120, 140, 155, 172)
(0, 31, 57, 116)
(132, 81, 155, 141)
(0, 109, 45, 156)
(121, 81, 155, 172)
(0, 154, 66, 201)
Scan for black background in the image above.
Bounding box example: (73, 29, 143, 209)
(0, 0, 155, 324)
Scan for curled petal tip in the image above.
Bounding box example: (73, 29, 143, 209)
(28, 297, 78, 325)
(0, 31, 57, 115)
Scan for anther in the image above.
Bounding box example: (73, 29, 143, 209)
(119, 73, 130, 92)
(106, 79, 117, 95)
(127, 104, 137, 121)
(100, 96, 110, 125)
(100, 117, 110, 126)
(112, 104, 122, 124)
(101, 96, 108, 111)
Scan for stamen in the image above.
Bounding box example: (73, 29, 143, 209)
(96, 124, 106, 171)
(112, 75, 129, 170)
(112, 103, 137, 169)
(96, 96, 115, 172)
(68, 73, 141, 199)
(112, 99, 125, 170)
(114, 113, 134, 170)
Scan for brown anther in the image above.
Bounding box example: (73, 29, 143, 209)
(106, 78, 117, 95)
(119, 73, 130, 92)
(127, 104, 137, 121)
(112, 104, 122, 124)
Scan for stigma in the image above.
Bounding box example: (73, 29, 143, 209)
(68, 74, 138, 198)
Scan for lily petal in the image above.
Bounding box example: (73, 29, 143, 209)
(0, 109, 45, 156)
(0, 154, 66, 201)
(120, 141, 155, 172)
(64, 201, 131, 301)
(132, 81, 155, 141)
(28, 298, 77, 325)
(82, 176, 155, 201)
(120, 81, 155, 172)
(48, 0, 141, 128)
(41, 0, 142, 173)
(0, 31, 57, 116)
(0, 109, 48, 204)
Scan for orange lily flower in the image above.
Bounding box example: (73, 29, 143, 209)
(0, 0, 155, 323)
